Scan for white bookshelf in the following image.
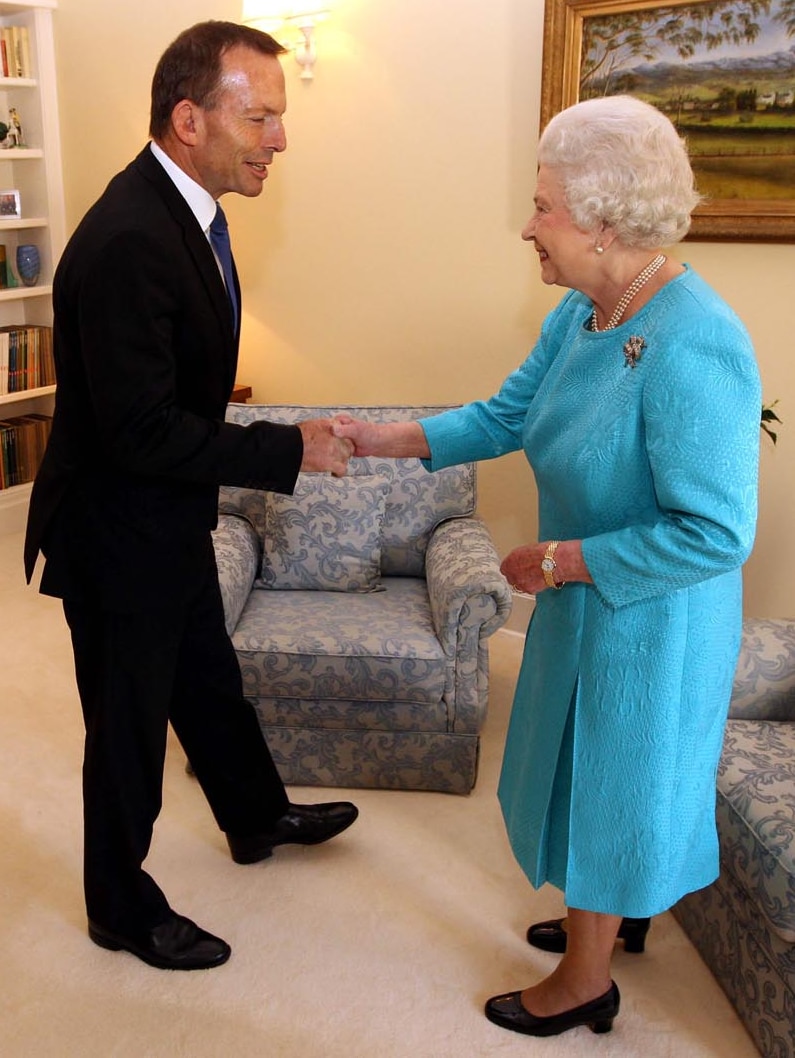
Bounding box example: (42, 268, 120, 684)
(0, 0, 64, 533)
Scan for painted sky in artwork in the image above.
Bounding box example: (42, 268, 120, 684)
(627, 10, 792, 65)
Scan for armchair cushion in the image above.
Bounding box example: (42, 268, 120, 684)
(259, 474, 389, 592)
(233, 577, 447, 724)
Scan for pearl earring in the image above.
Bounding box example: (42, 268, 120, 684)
(595, 245, 605, 255)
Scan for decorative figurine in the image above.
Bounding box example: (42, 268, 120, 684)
(7, 107, 23, 148)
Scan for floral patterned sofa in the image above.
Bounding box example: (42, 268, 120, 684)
(673, 617, 795, 1057)
(212, 404, 512, 795)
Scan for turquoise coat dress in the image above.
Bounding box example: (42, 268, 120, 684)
(421, 267, 761, 917)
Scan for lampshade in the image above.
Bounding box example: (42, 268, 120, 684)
(242, 1, 332, 28)
(242, 0, 333, 80)
(242, 1, 289, 31)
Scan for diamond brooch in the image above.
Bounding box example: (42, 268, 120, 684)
(623, 335, 646, 369)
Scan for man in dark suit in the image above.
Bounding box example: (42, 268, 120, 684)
(24, 21, 358, 971)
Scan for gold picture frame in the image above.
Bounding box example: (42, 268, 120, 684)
(540, 0, 795, 241)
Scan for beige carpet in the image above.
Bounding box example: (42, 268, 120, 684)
(0, 529, 759, 1058)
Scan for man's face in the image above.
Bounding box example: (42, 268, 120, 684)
(193, 45, 287, 200)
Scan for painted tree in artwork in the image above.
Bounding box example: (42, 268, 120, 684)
(580, 0, 773, 97)
(773, 0, 795, 32)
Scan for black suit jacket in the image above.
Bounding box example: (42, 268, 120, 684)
(25, 145, 302, 610)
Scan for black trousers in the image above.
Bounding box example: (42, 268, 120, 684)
(63, 537, 288, 937)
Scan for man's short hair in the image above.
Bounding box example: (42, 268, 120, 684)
(149, 20, 285, 140)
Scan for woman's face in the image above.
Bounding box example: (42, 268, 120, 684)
(522, 166, 594, 288)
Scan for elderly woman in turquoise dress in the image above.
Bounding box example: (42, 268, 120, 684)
(334, 94, 761, 1039)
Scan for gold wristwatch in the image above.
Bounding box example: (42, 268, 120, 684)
(541, 540, 565, 590)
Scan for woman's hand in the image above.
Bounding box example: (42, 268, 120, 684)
(332, 417, 430, 459)
(501, 544, 549, 595)
(331, 416, 384, 457)
(501, 539, 592, 594)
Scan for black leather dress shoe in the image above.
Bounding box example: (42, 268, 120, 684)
(527, 915, 650, 954)
(226, 801, 359, 864)
(485, 982, 620, 1037)
(88, 913, 231, 970)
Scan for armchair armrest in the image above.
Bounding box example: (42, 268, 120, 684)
(211, 513, 261, 636)
(425, 517, 512, 646)
(729, 618, 795, 721)
(425, 517, 512, 730)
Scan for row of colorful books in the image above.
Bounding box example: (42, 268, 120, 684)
(0, 325, 55, 394)
(0, 412, 51, 490)
(1, 25, 31, 79)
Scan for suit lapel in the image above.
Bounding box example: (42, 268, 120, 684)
(131, 147, 239, 351)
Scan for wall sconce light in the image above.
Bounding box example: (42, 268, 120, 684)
(242, 1, 333, 81)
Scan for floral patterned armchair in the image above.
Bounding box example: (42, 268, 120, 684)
(673, 617, 795, 1056)
(212, 404, 512, 795)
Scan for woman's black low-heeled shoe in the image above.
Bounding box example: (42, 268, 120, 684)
(485, 982, 620, 1037)
(526, 915, 650, 954)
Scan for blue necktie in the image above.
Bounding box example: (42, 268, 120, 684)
(209, 203, 238, 333)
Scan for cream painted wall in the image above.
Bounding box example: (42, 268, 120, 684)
(54, 0, 792, 617)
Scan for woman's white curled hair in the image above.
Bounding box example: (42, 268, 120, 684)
(537, 95, 702, 248)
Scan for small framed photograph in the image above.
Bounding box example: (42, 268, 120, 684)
(0, 189, 21, 218)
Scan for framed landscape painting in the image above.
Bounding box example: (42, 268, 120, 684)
(540, 0, 795, 240)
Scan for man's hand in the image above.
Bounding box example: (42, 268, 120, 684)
(298, 418, 354, 476)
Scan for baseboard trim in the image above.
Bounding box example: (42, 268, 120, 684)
(497, 626, 526, 642)
(0, 482, 31, 536)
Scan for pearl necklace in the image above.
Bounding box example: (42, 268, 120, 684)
(591, 254, 666, 332)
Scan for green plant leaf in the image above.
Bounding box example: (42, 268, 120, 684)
(761, 401, 782, 445)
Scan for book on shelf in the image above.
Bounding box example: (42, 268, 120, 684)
(16, 24, 31, 79)
(0, 325, 54, 394)
(0, 25, 31, 79)
(0, 411, 51, 490)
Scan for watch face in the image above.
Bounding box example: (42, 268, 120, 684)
(541, 558, 555, 573)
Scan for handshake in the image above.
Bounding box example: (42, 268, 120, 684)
(297, 417, 360, 477)
(298, 415, 428, 475)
